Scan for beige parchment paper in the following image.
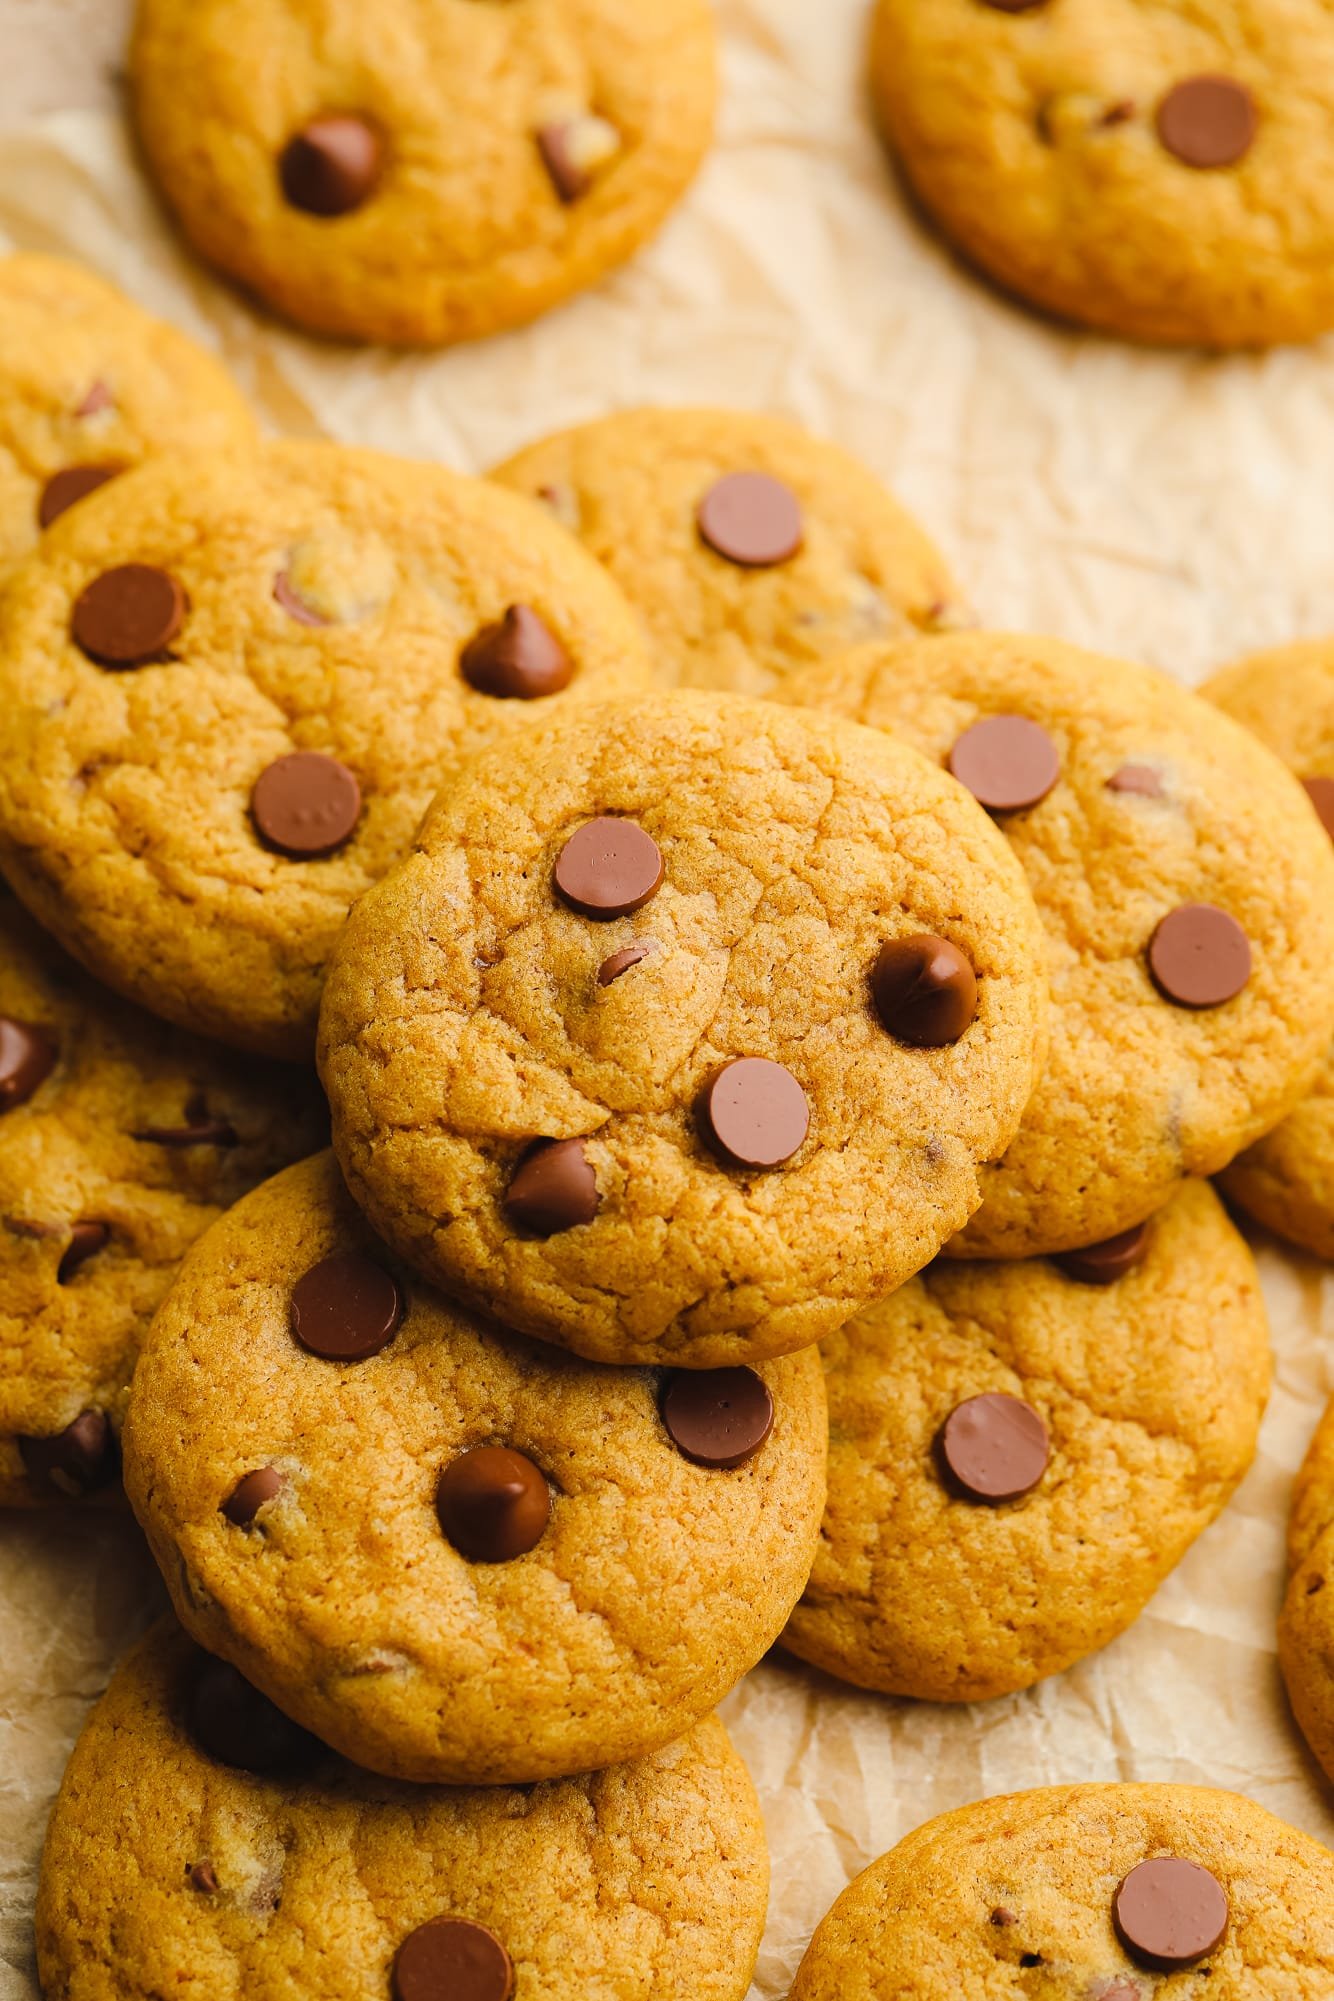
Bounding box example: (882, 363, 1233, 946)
(4, 3, 1334, 1996)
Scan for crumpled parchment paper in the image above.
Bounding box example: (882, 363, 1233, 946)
(3, 4, 1334, 1996)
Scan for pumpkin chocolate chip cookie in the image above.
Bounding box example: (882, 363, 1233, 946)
(0, 892, 324, 1508)
(781, 632, 1334, 1259)
(0, 441, 647, 1061)
(1278, 1395, 1334, 1787)
(491, 407, 968, 695)
(130, 0, 716, 346)
(790, 1785, 1334, 1999)
(870, 0, 1334, 348)
(36, 1618, 769, 2001)
(317, 691, 1048, 1368)
(0, 251, 252, 577)
(784, 1179, 1270, 1702)
(122, 1151, 826, 1784)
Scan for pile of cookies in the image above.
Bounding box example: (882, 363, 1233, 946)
(9, 127, 1334, 2001)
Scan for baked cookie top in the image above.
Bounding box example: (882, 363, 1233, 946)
(790, 1784, 1334, 1999)
(1280, 1397, 1334, 1788)
(870, 0, 1334, 348)
(130, 0, 716, 346)
(784, 1178, 1270, 1703)
(0, 251, 252, 576)
(0, 441, 648, 1061)
(36, 1618, 769, 2001)
(492, 406, 966, 695)
(0, 892, 324, 1508)
(123, 1151, 827, 1785)
(781, 632, 1334, 1258)
(318, 690, 1048, 1368)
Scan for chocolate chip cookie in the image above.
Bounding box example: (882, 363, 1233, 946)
(130, 0, 716, 346)
(790, 1784, 1334, 1999)
(317, 691, 1048, 1368)
(871, 0, 1334, 347)
(0, 441, 648, 1060)
(781, 632, 1334, 1259)
(0, 892, 324, 1507)
(122, 1151, 826, 1783)
(1278, 1394, 1334, 1788)
(36, 1618, 769, 2001)
(492, 407, 968, 695)
(784, 1179, 1270, 1702)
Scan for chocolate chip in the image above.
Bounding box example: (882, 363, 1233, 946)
(290, 1251, 403, 1361)
(436, 1446, 551, 1563)
(279, 115, 383, 216)
(1054, 1222, 1149, 1285)
(38, 464, 120, 529)
(17, 1410, 117, 1497)
(978, 0, 1048, 9)
(184, 1652, 319, 1775)
(272, 570, 330, 627)
(503, 1138, 600, 1235)
(872, 935, 977, 1046)
(938, 1393, 1049, 1504)
(393, 1918, 515, 2001)
(71, 564, 186, 668)
(251, 751, 362, 859)
(58, 1220, 110, 1284)
(133, 1095, 238, 1148)
(554, 818, 664, 919)
(1113, 1857, 1229, 1969)
(1107, 764, 1164, 798)
(460, 606, 573, 700)
(990, 1908, 1019, 1928)
(696, 473, 804, 568)
(661, 1368, 775, 1468)
(1148, 904, 1251, 1007)
(1303, 776, 1334, 841)
(949, 715, 1060, 812)
(75, 380, 114, 418)
(537, 124, 598, 204)
(222, 1466, 284, 1527)
(1099, 1986, 1142, 2001)
(597, 940, 658, 987)
(1156, 76, 1257, 169)
(701, 1057, 809, 1169)
(0, 1017, 56, 1111)
(188, 1862, 219, 1895)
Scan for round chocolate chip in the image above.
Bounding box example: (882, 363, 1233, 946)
(38, 463, 120, 530)
(71, 564, 186, 668)
(503, 1138, 600, 1236)
(696, 472, 804, 568)
(393, 1918, 515, 2001)
(18, 1409, 117, 1498)
(290, 1251, 403, 1361)
(0, 1017, 56, 1111)
(460, 605, 573, 700)
(554, 818, 664, 919)
(279, 115, 383, 216)
(1156, 76, 1257, 170)
(58, 1220, 110, 1285)
(1303, 776, 1334, 841)
(222, 1466, 284, 1527)
(701, 1057, 809, 1169)
(1054, 1222, 1150, 1285)
(938, 1393, 1049, 1504)
(872, 935, 978, 1046)
(436, 1446, 551, 1563)
(949, 715, 1061, 812)
(661, 1367, 775, 1468)
(1113, 1857, 1229, 1970)
(597, 940, 658, 987)
(251, 751, 362, 859)
(184, 1652, 319, 1775)
(1148, 904, 1251, 1008)
(1107, 763, 1165, 798)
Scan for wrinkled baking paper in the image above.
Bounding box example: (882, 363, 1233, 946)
(3, 3, 1334, 1996)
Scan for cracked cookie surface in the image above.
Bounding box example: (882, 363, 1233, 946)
(36, 1618, 768, 2001)
(781, 632, 1334, 1259)
(0, 441, 648, 1061)
(317, 691, 1048, 1368)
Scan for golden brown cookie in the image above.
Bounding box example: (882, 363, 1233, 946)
(790, 1785, 1334, 1999)
(317, 691, 1048, 1369)
(781, 632, 1334, 1258)
(784, 1179, 1269, 1703)
(0, 891, 324, 1508)
(1278, 1397, 1334, 1787)
(130, 0, 716, 346)
(36, 1618, 769, 2001)
(123, 1151, 826, 1784)
(492, 407, 967, 694)
(0, 441, 648, 1061)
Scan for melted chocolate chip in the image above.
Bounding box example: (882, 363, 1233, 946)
(58, 1220, 110, 1284)
(701, 1057, 809, 1169)
(290, 1251, 403, 1361)
(436, 1446, 551, 1562)
(1107, 764, 1164, 798)
(1054, 1223, 1149, 1285)
(872, 935, 977, 1046)
(661, 1368, 775, 1468)
(273, 570, 330, 627)
(38, 463, 121, 529)
(1303, 776, 1334, 841)
(280, 115, 383, 216)
(133, 1095, 238, 1148)
(503, 1138, 600, 1236)
(0, 1017, 56, 1111)
(460, 606, 573, 700)
(938, 1393, 1049, 1504)
(221, 1465, 284, 1527)
(184, 1652, 319, 1775)
(188, 1862, 219, 1895)
(18, 1409, 118, 1498)
(71, 564, 186, 668)
(597, 940, 658, 986)
(393, 1918, 515, 2001)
